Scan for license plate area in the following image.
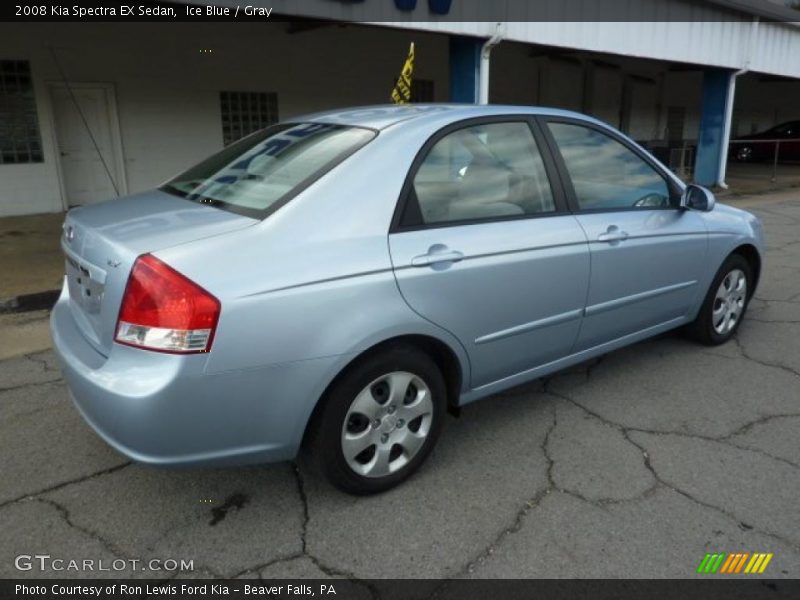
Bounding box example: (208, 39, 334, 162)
(65, 256, 104, 315)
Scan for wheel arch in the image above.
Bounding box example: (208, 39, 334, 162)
(732, 243, 761, 296)
(300, 333, 465, 449)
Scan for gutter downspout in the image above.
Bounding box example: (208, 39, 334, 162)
(717, 16, 759, 188)
(479, 22, 504, 105)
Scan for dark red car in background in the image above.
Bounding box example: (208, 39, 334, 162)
(730, 121, 800, 162)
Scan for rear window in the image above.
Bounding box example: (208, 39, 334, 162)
(161, 122, 376, 218)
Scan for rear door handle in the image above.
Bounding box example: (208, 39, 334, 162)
(597, 226, 629, 243)
(411, 247, 464, 267)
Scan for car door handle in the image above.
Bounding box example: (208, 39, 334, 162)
(411, 248, 465, 267)
(597, 227, 629, 243)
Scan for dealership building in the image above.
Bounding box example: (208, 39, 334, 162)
(1, 0, 800, 217)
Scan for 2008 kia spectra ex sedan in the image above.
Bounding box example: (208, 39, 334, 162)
(51, 104, 764, 494)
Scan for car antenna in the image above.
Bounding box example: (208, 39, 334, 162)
(47, 44, 120, 197)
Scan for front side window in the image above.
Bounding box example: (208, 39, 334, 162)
(410, 121, 556, 225)
(548, 122, 672, 211)
(162, 122, 375, 218)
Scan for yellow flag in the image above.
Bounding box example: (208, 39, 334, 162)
(391, 42, 415, 104)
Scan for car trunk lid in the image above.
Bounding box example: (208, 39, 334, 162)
(61, 189, 257, 356)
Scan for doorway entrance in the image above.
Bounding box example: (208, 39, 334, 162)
(49, 83, 125, 207)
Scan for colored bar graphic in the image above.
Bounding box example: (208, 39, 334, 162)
(697, 553, 727, 573)
(697, 552, 711, 573)
(700, 552, 774, 574)
(719, 553, 736, 573)
(697, 554, 712, 573)
(720, 553, 735, 573)
(759, 553, 773, 573)
(745, 554, 760, 573)
(734, 553, 750, 573)
(721, 553, 740, 573)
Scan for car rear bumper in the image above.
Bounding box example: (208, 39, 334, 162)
(50, 285, 344, 467)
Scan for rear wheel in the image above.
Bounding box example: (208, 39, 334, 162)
(686, 254, 752, 345)
(305, 345, 446, 494)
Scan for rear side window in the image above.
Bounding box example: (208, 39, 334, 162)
(410, 121, 555, 225)
(547, 122, 672, 211)
(162, 122, 376, 219)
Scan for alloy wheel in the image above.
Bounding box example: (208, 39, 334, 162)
(341, 371, 433, 478)
(712, 268, 747, 335)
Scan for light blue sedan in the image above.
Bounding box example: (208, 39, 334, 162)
(51, 105, 764, 494)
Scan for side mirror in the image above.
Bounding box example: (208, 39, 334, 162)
(681, 184, 716, 212)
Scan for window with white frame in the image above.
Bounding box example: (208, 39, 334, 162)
(0, 60, 43, 164)
(220, 91, 278, 146)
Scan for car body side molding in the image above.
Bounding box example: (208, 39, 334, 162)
(474, 308, 584, 345)
(584, 280, 697, 317)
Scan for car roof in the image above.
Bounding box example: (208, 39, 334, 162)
(297, 103, 600, 131)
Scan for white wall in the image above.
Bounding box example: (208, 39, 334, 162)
(0, 22, 449, 216)
(1, 67, 63, 216)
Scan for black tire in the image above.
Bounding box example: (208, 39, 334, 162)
(304, 344, 446, 495)
(685, 253, 753, 346)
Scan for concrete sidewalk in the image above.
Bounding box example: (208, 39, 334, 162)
(0, 212, 64, 310)
(725, 162, 800, 195)
(0, 310, 51, 360)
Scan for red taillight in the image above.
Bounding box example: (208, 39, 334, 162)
(115, 254, 220, 353)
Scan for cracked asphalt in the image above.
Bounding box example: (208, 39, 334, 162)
(1, 192, 799, 582)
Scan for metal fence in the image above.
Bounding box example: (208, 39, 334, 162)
(637, 138, 800, 189)
(669, 144, 695, 180)
(645, 142, 695, 179)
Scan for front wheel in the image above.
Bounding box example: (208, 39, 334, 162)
(686, 254, 752, 346)
(305, 345, 446, 494)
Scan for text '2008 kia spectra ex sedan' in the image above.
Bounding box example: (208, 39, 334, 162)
(51, 104, 764, 494)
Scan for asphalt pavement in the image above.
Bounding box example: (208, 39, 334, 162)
(1, 192, 798, 581)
